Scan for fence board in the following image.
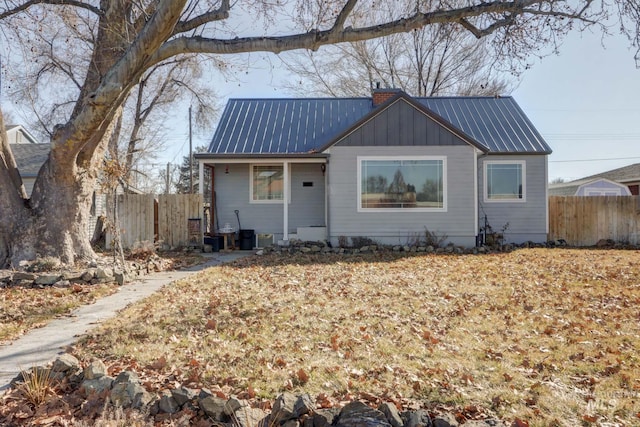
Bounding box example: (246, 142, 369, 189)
(107, 194, 203, 249)
(549, 196, 640, 246)
(106, 194, 156, 249)
(157, 194, 203, 248)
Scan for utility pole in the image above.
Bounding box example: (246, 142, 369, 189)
(189, 106, 193, 194)
(165, 162, 170, 194)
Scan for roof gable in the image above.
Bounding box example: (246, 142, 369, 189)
(6, 125, 40, 145)
(325, 93, 489, 152)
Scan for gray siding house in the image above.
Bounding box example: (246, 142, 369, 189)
(196, 90, 552, 247)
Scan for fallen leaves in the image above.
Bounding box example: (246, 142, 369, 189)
(66, 248, 640, 426)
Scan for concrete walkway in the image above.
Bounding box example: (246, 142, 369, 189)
(0, 251, 253, 392)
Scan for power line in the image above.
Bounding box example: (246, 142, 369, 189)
(550, 156, 640, 163)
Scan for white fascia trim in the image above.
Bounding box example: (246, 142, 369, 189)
(203, 158, 326, 164)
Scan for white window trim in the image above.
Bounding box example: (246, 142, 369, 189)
(483, 160, 526, 203)
(357, 156, 447, 213)
(249, 164, 291, 204)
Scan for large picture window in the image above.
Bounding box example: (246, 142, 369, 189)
(251, 164, 284, 202)
(358, 157, 446, 211)
(484, 161, 526, 202)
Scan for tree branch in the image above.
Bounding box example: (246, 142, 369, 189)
(152, 0, 585, 63)
(173, 0, 230, 35)
(0, 0, 101, 20)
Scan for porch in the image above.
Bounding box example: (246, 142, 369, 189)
(198, 157, 328, 248)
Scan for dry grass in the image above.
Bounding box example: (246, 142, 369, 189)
(75, 249, 640, 426)
(0, 283, 118, 344)
(16, 367, 56, 406)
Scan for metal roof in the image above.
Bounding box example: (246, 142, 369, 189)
(207, 94, 551, 156)
(208, 98, 371, 155)
(417, 97, 551, 154)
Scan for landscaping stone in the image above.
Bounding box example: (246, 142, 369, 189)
(52, 354, 81, 373)
(402, 409, 433, 427)
(12, 272, 37, 281)
(312, 408, 340, 427)
(232, 407, 268, 427)
(199, 395, 227, 421)
(294, 393, 315, 417)
(378, 402, 403, 427)
(80, 271, 94, 282)
(158, 390, 180, 414)
(171, 387, 197, 407)
(335, 401, 391, 427)
(224, 395, 247, 415)
(35, 274, 62, 285)
(53, 279, 71, 288)
(431, 412, 457, 427)
(114, 270, 125, 286)
(96, 267, 113, 280)
(81, 376, 114, 395)
(272, 392, 298, 423)
(84, 359, 107, 380)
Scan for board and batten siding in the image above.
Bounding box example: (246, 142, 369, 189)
(327, 145, 478, 246)
(338, 98, 467, 148)
(478, 154, 548, 243)
(213, 163, 325, 240)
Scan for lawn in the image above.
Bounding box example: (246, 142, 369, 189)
(73, 248, 640, 426)
(0, 283, 118, 344)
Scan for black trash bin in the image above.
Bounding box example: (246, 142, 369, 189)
(204, 236, 223, 252)
(239, 229, 255, 250)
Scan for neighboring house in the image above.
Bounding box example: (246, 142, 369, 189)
(7, 124, 106, 239)
(549, 178, 632, 196)
(6, 124, 40, 145)
(196, 90, 552, 247)
(10, 143, 50, 197)
(562, 163, 640, 196)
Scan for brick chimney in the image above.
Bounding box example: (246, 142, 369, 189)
(372, 85, 402, 106)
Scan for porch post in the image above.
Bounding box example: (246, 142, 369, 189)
(198, 161, 204, 195)
(283, 161, 289, 240)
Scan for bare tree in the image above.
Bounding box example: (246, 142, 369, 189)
(0, 0, 628, 267)
(282, 1, 512, 97)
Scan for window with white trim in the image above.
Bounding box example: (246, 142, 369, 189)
(358, 157, 446, 211)
(484, 160, 526, 202)
(251, 164, 284, 202)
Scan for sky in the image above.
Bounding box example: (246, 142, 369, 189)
(164, 27, 640, 183)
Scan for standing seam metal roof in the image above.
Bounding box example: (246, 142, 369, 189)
(207, 95, 551, 156)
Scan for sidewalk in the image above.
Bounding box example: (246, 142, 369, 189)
(0, 251, 253, 391)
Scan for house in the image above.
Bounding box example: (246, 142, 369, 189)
(558, 163, 640, 196)
(6, 124, 40, 145)
(196, 90, 552, 247)
(10, 143, 50, 197)
(548, 177, 632, 196)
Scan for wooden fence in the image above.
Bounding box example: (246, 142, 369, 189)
(548, 196, 640, 246)
(107, 194, 203, 249)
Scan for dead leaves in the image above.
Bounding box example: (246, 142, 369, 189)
(63, 248, 640, 426)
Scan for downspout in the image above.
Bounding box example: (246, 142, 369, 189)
(324, 158, 330, 242)
(283, 160, 289, 241)
(476, 152, 489, 246)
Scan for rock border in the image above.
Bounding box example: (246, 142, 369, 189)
(6, 355, 511, 427)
